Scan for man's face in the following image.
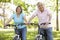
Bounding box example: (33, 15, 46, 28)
(37, 4, 44, 12)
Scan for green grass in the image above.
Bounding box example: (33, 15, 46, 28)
(0, 31, 60, 40)
(0, 31, 37, 40)
(0, 31, 14, 40)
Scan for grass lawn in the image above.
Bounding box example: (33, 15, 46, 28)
(0, 30, 38, 40)
(0, 30, 60, 40)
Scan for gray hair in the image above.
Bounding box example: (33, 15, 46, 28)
(37, 2, 44, 6)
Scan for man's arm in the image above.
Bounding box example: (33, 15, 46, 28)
(47, 10, 52, 23)
(47, 10, 52, 22)
(49, 13, 52, 22)
(28, 13, 37, 22)
(28, 16, 34, 22)
(28, 10, 37, 23)
(45, 13, 52, 26)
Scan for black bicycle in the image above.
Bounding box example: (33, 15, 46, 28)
(35, 23, 51, 40)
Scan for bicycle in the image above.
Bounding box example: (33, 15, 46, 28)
(35, 23, 51, 40)
(6, 23, 38, 40)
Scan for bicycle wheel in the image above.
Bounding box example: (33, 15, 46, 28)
(13, 36, 20, 40)
(35, 34, 43, 40)
(35, 34, 46, 40)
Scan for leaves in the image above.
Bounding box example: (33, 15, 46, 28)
(0, 0, 10, 2)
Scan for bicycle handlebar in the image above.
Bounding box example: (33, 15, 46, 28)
(6, 23, 39, 27)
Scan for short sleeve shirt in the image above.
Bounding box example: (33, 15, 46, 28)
(12, 13, 26, 29)
(31, 9, 52, 28)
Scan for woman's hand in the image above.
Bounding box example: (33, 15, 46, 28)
(25, 22, 28, 25)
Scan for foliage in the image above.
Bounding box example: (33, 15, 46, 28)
(0, 0, 10, 2)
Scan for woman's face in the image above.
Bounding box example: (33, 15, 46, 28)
(16, 7, 21, 14)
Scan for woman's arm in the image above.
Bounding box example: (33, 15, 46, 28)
(24, 16, 27, 23)
(4, 17, 12, 28)
(5, 17, 12, 25)
(0, 14, 6, 17)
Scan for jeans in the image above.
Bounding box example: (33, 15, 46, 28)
(38, 27, 53, 40)
(15, 27, 27, 40)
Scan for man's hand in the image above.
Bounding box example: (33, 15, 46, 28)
(45, 21, 51, 25)
(4, 23, 7, 27)
(4, 23, 8, 29)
